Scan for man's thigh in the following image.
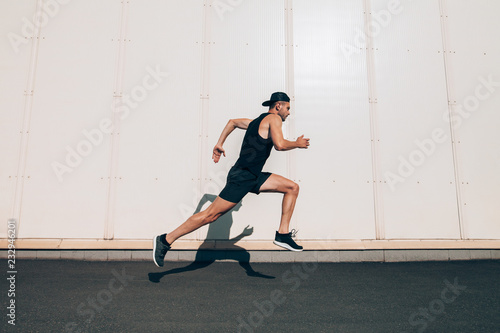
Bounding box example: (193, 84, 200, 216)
(207, 196, 238, 216)
(258, 174, 297, 194)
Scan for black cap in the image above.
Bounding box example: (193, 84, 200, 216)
(262, 92, 290, 107)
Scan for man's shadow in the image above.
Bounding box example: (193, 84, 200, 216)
(149, 194, 275, 283)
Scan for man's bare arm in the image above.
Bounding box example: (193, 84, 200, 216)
(269, 114, 310, 151)
(212, 118, 252, 163)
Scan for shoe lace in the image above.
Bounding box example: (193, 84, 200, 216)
(290, 229, 299, 238)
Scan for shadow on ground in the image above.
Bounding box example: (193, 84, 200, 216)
(148, 194, 275, 282)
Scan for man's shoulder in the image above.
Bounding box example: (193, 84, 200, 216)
(262, 113, 280, 121)
(262, 113, 281, 125)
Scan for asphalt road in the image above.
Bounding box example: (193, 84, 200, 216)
(1, 259, 499, 332)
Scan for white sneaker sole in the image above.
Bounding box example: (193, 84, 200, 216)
(152, 237, 161, 267)
(273, 240, 303, 252)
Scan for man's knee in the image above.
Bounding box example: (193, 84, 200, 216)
(289, 182, 299, 195)
(201, 212, 218, 225)
(201, 206, 225, 225)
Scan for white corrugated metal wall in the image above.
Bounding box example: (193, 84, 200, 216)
(1, 0, 499, 245)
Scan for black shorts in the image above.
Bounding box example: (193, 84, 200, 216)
(219, 166, 272, 203)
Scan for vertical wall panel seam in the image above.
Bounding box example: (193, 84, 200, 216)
(363, 0, 384, 240)
(197, 0, 212, 240)
(105, 0, 130, 240)
(284, 0, 297, 229)
(11, 0, 44, 236)
(438, 0, 465, 239)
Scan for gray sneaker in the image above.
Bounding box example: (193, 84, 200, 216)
(153, 234, 170, 267)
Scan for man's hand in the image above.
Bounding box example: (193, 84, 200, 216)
(212, 144, 226, 163)
(296, 135, 310, 149)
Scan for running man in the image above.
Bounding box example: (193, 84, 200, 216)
(153, 92, 310, 267)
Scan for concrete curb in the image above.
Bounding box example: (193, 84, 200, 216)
(5, 249, 500, 262)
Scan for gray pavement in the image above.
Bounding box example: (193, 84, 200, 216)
(1, 259, 499, 332)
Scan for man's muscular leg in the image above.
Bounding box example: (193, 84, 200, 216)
(258, 174, 300, 233)
(165, 196, 237, 245)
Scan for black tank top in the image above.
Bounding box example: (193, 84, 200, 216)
(233, 113, 274, 176)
